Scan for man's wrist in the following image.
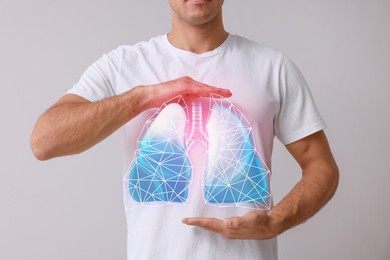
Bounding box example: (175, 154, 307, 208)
(119, 86, 151, 118)
(266, 210, 288, 236)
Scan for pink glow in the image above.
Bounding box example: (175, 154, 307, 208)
(186, 98, 210, 149)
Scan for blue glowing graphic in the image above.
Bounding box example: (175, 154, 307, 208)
(129, 137, 191, 203)
(204, 101, 271, 209)
(127, 103, 192, 207)
(124, 96, 271, 210)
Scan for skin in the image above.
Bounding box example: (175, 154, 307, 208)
(170, 0, 339, 239)
(182, 131, 339, 239)
(30, 0, 339, 240)
(168, 0, 227, 54)
(30, 77, 231, 159)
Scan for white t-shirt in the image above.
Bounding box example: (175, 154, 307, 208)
(67, 33, 326, 260)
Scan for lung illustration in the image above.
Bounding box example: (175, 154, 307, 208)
(125, 101, 192, 209)
(203, 96, 271, 210)
(124, 95, 271, 211)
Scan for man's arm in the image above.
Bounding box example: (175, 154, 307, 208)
(265, 130, 339, 235)
(30, 76, 232, 160)
(182, 130, 339, 239)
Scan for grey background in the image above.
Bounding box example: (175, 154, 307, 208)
(1, 0, 389, 259)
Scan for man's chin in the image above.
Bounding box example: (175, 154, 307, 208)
(185, 0, 211, 5)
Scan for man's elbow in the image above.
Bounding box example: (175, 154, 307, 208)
(328, 162, 340, 198)
(30, 132, 52, 161)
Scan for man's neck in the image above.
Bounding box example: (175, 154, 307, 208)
(167, 13, 228, 54)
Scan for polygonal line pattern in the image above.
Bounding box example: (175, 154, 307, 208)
(204, 97, 271, 210)
(123, 100, 192, 210)
(124, 95, 272, 211)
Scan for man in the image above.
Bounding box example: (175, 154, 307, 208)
(30, 0, 339, 259)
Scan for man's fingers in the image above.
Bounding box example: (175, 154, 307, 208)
(182, 211, 273, 240)
(146, 76, 232, 108)
(182, 217, 224, 232)
(181, 77, 232, 97)
(191, 83, 231, 97)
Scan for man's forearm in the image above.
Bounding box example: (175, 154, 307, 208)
(30, 87, 146, 160)
(30, 77, 232, 161)
(268, 164, 339, 235)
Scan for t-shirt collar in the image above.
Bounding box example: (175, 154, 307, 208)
(161, 33, 232, 59)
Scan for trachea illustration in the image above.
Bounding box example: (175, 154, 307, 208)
(124, 95, 271, 210)
(187, 100, 207, 149)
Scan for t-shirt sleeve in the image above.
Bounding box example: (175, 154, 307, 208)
(66, 52, 116, 102)
(274, 53, 327, 145)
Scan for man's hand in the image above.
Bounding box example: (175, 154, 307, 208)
(31, 76, 231, 160)
(182, 210, 281, 240)
(182, 131, 339, 240)
(139, 76, 232, 109)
